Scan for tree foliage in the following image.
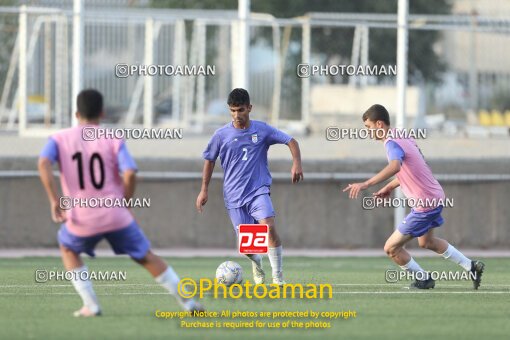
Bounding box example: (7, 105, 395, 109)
(151, 0, 451, 83)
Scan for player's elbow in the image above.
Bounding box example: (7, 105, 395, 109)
(37, 157, 52, 172)
(123, 169, 137, 181)
(287, 138, 299, 150)
(390, 161, 401, 174)
(204, 159, 216, 170)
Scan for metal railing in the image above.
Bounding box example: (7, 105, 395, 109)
(1, 5, 510, 136)
(1, 170, 509, 183)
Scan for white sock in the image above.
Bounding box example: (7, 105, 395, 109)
(246, 254, 262, 267)
(441, 244, 472, 271)
(155, 266, 194, 310)
(70, 266, 100, 313)
(268, 246, 283, 277)
(400, 258, 429, 280)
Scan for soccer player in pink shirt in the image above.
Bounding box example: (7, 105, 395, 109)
(343, 104, 484, 289)
(38, 89, 203, 316)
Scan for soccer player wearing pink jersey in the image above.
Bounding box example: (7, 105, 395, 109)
(38, 89, 203, 316)
(343, 104, 484, 289)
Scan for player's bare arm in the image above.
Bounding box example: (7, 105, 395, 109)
(287, 138, 303, 183)
(196, 160, 215, 212)
(373, 178, 400, 198)
(38, 156, 66, 223)
(122, 169, 136, 200)
(343, 160, 401, 199)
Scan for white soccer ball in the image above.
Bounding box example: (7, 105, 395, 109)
(216, 261, 243, 286)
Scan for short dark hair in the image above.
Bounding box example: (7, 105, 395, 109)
(227, 88, 250, 106)
(77, 89, 103, 120)
(362, 104, 390, 125)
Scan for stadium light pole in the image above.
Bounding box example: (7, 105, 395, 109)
(395, 0, 409, 228)
(72, 0, 84, 127)
(234, 0, 250, 89)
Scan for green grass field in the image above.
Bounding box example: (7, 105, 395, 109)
(1, 256, 509, 340)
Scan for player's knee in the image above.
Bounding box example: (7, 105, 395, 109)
(418, 239, 434, 250)
(384, 243, 399, 257)
(266, 223, 278, 235)
(133, 257, 146, 265)
(59, 244, 75, 255)
(133, 251, 152, 265)
(268, 227, 280, 240)
(266, 221, 276, 230)
(268, 225, 277, 236)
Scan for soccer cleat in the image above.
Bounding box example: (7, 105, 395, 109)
(409, 277, 435, 290)
(252, 261, 266, 285)
(272, 272, 286, 285)
(189, 301, 205, 313)
(470, 260, 485, 290)
(73, 306, 102, 317)
(179, 298, 204, 313)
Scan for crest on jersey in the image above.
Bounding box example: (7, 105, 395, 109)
(251, 134, 258, 143)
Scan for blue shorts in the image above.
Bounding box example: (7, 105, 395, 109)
(397, 205, 444, 238)
(227, 194, 275, 234)
(57, 220, 151, 260)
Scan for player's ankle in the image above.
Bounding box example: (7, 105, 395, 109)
(86, 303, 101, 314)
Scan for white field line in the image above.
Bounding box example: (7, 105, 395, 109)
(3, 248, 510, 258)
(0, 291, 509, 296)
(1, 283, 510, 288)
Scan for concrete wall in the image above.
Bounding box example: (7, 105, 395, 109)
(0, 157, 509, 249)
(311, 84, 421, 116)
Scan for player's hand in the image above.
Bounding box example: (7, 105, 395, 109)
(373, 186, 392, 199)
(50, 200, 66, 223)
(196, 191, 208, 213)
(342, 182, 369, 199)
(291, 163, 304, 183)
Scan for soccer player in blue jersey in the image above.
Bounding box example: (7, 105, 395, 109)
(196, 88, 303, 285)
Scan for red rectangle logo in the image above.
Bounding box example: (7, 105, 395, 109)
(238, 224, 269, 254)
